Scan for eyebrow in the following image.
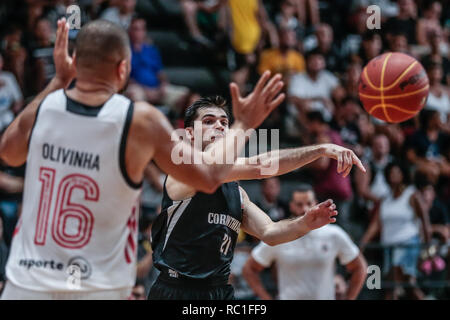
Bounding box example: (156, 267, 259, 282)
(201, 114, 228, 120)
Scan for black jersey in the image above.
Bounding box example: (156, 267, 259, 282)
(151, 178, 243, 282)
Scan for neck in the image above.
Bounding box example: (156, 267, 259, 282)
(392, 184, 405, 197)
(67, 77, 117, 105)
(308, 71, 319, 81)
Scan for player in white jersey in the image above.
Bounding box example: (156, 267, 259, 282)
(0, 18, 286, 299)
(243, 185, 368, 300)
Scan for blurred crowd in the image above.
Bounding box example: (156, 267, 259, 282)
(0, 0, 449, 300)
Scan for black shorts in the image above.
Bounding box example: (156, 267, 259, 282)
(148, 276, 235, 300)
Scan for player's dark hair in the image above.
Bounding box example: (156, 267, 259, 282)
(184, 96, 232, 128)
(75, 19, 130, 69)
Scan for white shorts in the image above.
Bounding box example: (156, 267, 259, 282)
(0, 281, 132, 300)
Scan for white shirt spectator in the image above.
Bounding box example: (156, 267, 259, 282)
(0, 71, 22, 131)
(380, 185, 420, 245)
(100, 7, 132, 30)
(288, 70, 339, 121)
(251, 224, 359, 300)
(425, 91, 450, 124)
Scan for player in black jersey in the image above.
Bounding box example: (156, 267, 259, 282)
(149, 96, 366, 300)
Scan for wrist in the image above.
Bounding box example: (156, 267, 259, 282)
(231, 120, 251, 132)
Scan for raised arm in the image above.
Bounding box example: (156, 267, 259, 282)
(240, 187, 337, 246)
(223, 144, 366, 182)
(0, 19, 75, 166)
(133, 72, 285, 194)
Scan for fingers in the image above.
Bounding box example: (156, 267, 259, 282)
(329, 210, 338, 223)
(229, 82, 240, 105)
(337, 151, 343, 173)
(268, 93, 285, 110)
(319, 199, 333, 208)
(342, 151, 352, 178)
(253, 71, 271, 95)
(266, 80, 284, 104)
(261, 73, 282, 99)
(353, 154, 366, 173)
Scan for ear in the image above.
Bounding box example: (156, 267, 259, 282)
(117, 59, 127, 80)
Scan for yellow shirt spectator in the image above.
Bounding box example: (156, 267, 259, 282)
(258, 48, 306, 76)
(228, 0, 261, 54)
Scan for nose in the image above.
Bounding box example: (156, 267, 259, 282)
(213, 120, 225, 131)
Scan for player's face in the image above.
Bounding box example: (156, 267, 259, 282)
(290, 191, 316, 217)
(192, 107, 230, 150)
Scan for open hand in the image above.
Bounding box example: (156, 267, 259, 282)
(230, 71, 285, 129)
(53, 18, 76, 88)
(301, 199, 338, 231)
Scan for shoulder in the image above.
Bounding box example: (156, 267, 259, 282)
(132, 101, 168, 131)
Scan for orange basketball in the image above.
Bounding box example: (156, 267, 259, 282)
(358, 52, 429, 123)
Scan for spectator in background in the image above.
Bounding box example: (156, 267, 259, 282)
(0, 53, 23, 132)
(342, 62, 363, 100)
(416, 1, 443, 47)
(353, 31, 383, 66)
(255, 177, 288, 222)
(406, 109, 450, 181)
(309, 23, 343, 73)
(126, 17, 193, 117)
(257, 27, 305, 84)
(226, 0, 278, 93)
(243, 185, 367, 300)
(304, 111, 354, 237)
(288, 50, 341, 123)
(0, 164, 24, 247)
(179, 0, 227, 48)
(388, 31, 409, 54)
(383, 0, 417, 45)
(0, 215, 8, 296)
(101, 0, 136, 30)
(425, 62, 450, 127)
(360, 161, 431, 300)
(0, 25, 27, 92)
(421, 30, 450, 86)
(354, 134, 392, 214)
(330, 97, 363, 156)
(28, 17, 55, 94)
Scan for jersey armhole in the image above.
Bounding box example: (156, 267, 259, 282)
(119, 101, 143, 189)
(26, 97, 46, 152)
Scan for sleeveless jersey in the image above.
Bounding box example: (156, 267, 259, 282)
(151, 179, 243, 282)
(6, 89, 142, 292)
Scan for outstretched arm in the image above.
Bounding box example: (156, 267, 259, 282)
(0, 18, 75, 166)
(240, 187, 337, 246)
(132, 72, 285, 194)
(224, 144, 366, 182)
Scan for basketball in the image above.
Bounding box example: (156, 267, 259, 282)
(358, 52, 429, 123)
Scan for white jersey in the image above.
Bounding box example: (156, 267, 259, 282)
(252, 225, 359, 300)
(6, 89, 142, 293)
